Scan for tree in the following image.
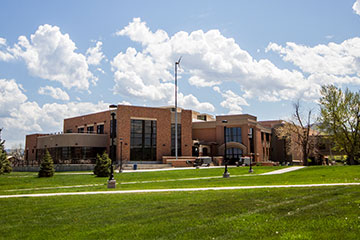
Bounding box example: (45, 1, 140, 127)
(8, 144, 25, 166)
(93, 152, 111, 177)
(38, 150, 55, 177)
(319, 85, 360, 165)
(276, 101, 318, 166)
(0, 128, 12, 174)
(0, 150, 12, 174)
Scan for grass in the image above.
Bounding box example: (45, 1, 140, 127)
(0, 186, 359, 239)
(0, 166, 360, 239)
(0, 166, 359, 195)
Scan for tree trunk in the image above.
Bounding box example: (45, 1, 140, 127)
(347, 155, 355, 165)
(302, 144, 308, 166)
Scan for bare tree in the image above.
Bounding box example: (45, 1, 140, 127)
(9, 143, 25, 166)
(276, 101, 318, 166)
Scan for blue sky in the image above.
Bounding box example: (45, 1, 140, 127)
(1, 0, 360, 148)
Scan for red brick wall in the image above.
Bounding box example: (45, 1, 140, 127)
(181, 110, 193, 156)
(63, 110, 111, 154)
(255, 128, 262, 162)
(116, 105, 172, 162)
(25, 134, 48, 164)
(192, 128, 216, 143)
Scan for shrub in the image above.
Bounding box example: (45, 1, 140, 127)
(93, 152, 111, 177)
(0, 150, 12, 174)
(38, 150, 55, 177)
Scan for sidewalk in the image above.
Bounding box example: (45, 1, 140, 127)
(1, 182, 359, 198)
(260, 166, 306, 175)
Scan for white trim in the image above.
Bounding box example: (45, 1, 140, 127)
(131, 117, 157, 121)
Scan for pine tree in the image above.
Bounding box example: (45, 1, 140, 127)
(93, 152, 111, 177)
(0, 128, 12, 174)
(38, 150, 55, 177)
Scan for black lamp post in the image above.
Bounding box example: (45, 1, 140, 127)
(249, 153, 254, 173)
(119, 137, 123, 173)
(108, 104, 117, 188)
(222, 120, 230, 178)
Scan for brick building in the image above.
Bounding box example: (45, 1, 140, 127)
(25, 105, 275, 166)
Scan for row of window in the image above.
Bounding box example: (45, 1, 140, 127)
(77, 124, 105, 134)
(37, 147, 106, 164)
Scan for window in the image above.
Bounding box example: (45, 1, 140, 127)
(197, 115, 207, 121)
(171, 124, 181, 156)
(226, 148, 243, 160)
(130, 119, 157, 161)
(87, 126, 94, 133)
(78, 127, 84, 133)
(225, 127, 242, 143)
(97, 124, 104, 134)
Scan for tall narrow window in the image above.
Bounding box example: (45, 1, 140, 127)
(97, 124, 104, 134)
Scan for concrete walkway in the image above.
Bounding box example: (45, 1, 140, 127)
(56, 166, 305, 174)
(1, 183, 359, 198)
(260, 166, 306, 175)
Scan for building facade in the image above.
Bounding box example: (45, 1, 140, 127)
(192, 114, 272, 163)
(25, 105, 275, 165)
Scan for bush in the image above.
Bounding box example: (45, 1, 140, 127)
(93, 152, 111, 177)
(38, 150, 55, 177)
(0, 150, 12, 174)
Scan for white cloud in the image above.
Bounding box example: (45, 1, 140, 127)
(266, 38, 360, 85)
(213, 86, 249, 114)
(38, 86, 70, 101)
(174, 93, 215, 113)
(116, 17, 169, 46)
(10, 24, 96, 90)
(188, 75, 219, 87)
(97, 68, 105, 74)
(118, 100, 132, 105)
(353, 0, 360, 15)
(0, 79, 27, 117)
(0, 37, 6, 46)
(0, 37, 15, 61)
(0, 78, 108, 148)
(114, 18, 317, 106)
(86, 41, 105, 66)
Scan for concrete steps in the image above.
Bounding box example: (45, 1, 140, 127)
(122, 163, 173, 170)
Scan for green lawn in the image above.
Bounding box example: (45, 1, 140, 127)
(0, 166, 359, 195)
(1, 166, 360, 239)
(0, 186, 359, 239)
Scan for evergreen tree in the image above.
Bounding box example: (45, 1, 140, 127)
(38, 150, 55, 177)
(0, 128, 12, 174)
(93, 152, 111, 177)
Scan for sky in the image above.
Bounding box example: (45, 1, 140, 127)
(1, 0, 360, 148)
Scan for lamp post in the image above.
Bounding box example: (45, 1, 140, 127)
(108, 104, 117, 188)
(249, 153, 254, 173)
(174, 57, 181, 160)
(248, 130, 254, 174)
(222, 120, 230, 178)
(119, 137, 123, 173)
